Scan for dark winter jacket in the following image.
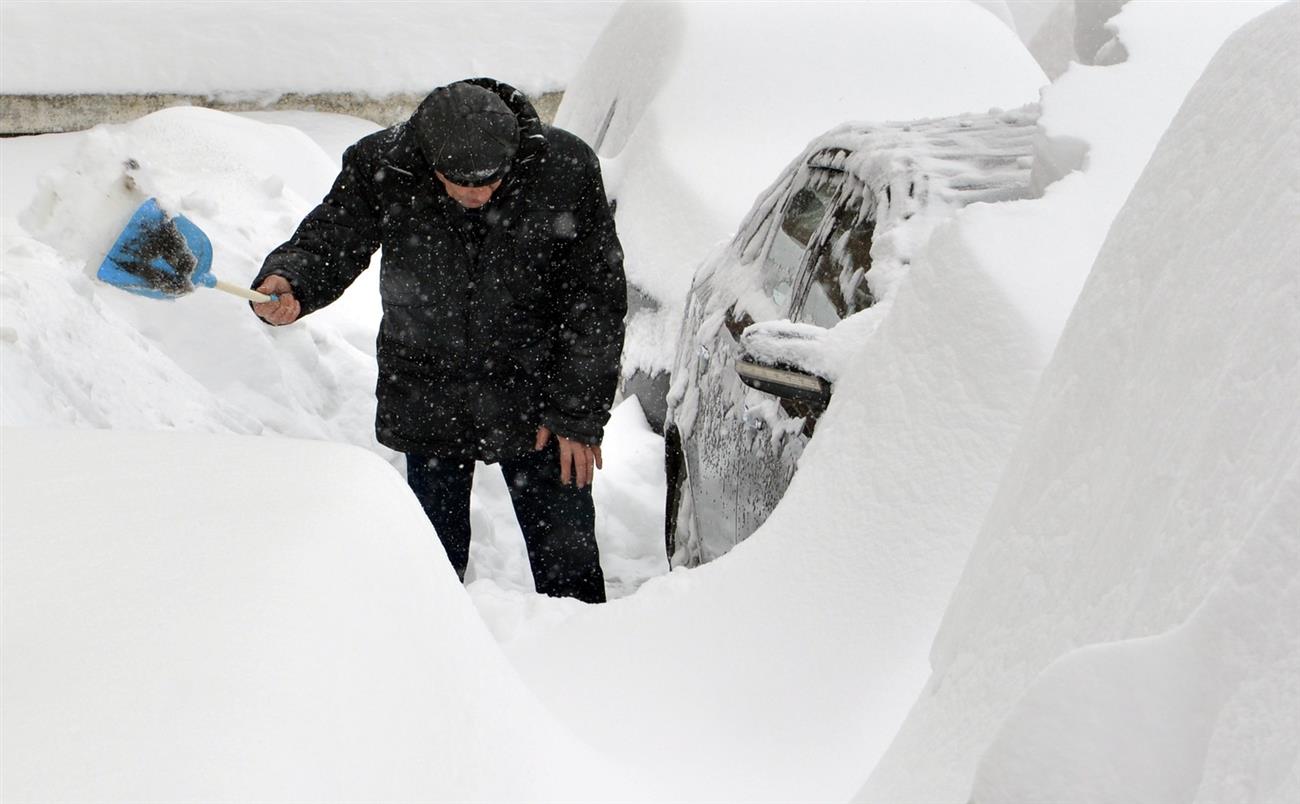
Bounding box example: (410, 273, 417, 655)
(254, 79, 626, 461)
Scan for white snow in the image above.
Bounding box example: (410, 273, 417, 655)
(1, 1, 619, 98)
(965, 0, 1290, 357)
(858, 2, 1299, 800)
(4, 108, 384, 449)
(2, 0, 1296, 801)
(0, 427, 658, 800)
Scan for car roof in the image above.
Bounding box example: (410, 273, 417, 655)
(739, 105, 1041, 264)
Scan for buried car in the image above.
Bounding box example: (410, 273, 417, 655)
(555, 0, 1047, 431)
(665, 107, 1041, 566)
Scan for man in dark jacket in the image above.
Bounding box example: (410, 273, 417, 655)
(250, 78, 625, 604)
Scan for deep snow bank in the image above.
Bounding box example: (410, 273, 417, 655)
(0, 428, 654, 800)
(1, 1, 618, 98)
(859, 3, 1300, 801)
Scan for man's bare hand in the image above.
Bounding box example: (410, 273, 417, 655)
(535, 426, 603, 489)
(252, 275, 300, 326)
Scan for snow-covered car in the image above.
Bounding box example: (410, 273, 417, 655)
(665, 107, 1041, 567)
(555, 1, 1046, 432)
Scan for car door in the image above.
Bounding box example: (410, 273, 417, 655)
(675, 168, 845, 564)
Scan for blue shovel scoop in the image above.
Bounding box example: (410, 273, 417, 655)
(97, 198, 277, 303)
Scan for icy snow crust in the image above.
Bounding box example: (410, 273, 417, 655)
(556, 0, 1048, 378)
(0, 1, 618, 98)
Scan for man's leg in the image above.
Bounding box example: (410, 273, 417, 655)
(406, 453, 475, 580)
(500, 443, 606, 603)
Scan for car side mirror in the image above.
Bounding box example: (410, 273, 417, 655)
(734, 320, 834, 422)
(735, 359, 832, 411)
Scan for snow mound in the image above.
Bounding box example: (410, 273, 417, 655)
(0, 428, 654, 800)
(3, 107, 383, 449)
(860, 3, 1300, 800)
(19, 106, 332, 278)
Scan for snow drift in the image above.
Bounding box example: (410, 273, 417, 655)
(859, 2, 1300, 801)
(0, 428, 657, 800)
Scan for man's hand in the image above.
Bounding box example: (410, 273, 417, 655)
(251, 275, 301, 326)
(535, 426, 603, 489)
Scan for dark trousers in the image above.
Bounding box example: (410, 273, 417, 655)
(406, 443, 606, 603)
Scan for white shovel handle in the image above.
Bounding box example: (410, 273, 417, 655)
(213, 279, 275, 303)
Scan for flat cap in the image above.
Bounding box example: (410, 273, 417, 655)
(413, 82, 520, 187)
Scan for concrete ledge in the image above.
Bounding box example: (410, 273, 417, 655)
(1, 91, 563, 135)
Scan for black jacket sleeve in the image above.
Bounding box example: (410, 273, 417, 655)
(253, 144, 382, 317)
(540, 152, 627, 445)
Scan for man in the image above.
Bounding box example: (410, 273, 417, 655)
(251, 78, 626, 604)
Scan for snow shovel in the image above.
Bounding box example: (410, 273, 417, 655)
(96, 197, 277, 303)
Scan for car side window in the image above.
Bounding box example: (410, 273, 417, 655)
(795, 199, 875, 327)
(759, 173, 839, 313)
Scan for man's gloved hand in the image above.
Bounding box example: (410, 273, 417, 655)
(252, 275, 301, 326)
(535, 426, 602, 489)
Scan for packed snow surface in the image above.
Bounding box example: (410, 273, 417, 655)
(0, 1, 619, 98)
